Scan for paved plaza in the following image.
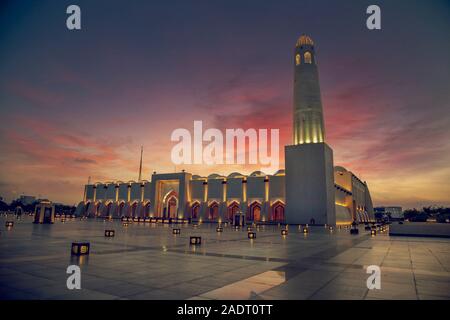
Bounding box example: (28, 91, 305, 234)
(0, 216, 449, 300)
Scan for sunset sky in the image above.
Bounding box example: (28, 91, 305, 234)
(0, 0, 449, 208)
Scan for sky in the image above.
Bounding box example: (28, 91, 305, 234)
(0, 0, 449, 208)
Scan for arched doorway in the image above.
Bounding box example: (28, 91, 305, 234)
(209, 202, 219, 220)
(105, 202, 113, 217)
(118, 201, 125, 217)
(248, 201, 261, 222)
(95, 202, 102, 217)
(143, 202, 151, 217)
(131, 202, 138, 217)
(271, 201, 285, 222)
(227, 202, 240, 221)
(162, 190, 178, 218)
(167, 196, 177, 218)
(191, 202, 200, 219)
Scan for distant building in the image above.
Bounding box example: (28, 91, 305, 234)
(374, 206, 403, 219)
(19, 195, 36, 205)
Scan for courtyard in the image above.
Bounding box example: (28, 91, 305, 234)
(0, 215, 449, 300)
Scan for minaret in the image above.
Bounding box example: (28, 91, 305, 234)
(293, 35, 325, 145)
(138, 146, 143, 182)
(285, 34, 336, 226)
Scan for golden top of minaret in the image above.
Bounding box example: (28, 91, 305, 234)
(296, 34, 314, 47)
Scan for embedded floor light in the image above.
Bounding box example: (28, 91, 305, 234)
(104, 230, 115, 237)
(303, 227, 309, 234)
(371, 229, 377, 236)
(71, 242, 90, 256)
(248, 232, 256, 239)
(173, 228, 181, 235)
(281, 229, 288, 236)
(190, 236, 201, 245)
(216, 226, 223, 232)
(5, 221, 14, 228)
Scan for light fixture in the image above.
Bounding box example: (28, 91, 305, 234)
(303, 227, 309, 234)
(71, 242, 90, 256)
(173, 228, 181, 235)
(371, 229, 377, 236)
(190, 236, 201, 245)
(216, 227, 223, 232)
(5, 221, 14, 228)
(281, 229, 288, 236)
(248, 232, 256, 239)
(104, 230, 115, 237)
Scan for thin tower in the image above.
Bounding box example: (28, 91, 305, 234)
(285, 34, 336, 226)
(138, 146, 143, 182)
(293, 34, 325, 144)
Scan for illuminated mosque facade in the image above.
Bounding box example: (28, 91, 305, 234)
(75, 35, 374, 225)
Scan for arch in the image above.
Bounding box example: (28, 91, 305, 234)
(162, 190, 179, 218)
(208, 201, 220, 220)
(191, 201, 200, 219)
(94, 201, 102, 217)
(130, 201, 139, 217)
(143, 201, 151, 217)
(118, 201, 126, 217)
(105, 201, 113, 217)
(271, 200, 285, 222)
(248, 201, 262, 222)
(227, 201, 240, 221)
(304, 51, 312, 64)
(295, 54, 301, 65)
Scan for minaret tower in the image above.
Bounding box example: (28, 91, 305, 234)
(285, 34, 336, 226)
(293, 35, 325, 145)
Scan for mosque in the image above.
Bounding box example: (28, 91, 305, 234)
(75, 35, 374, 225)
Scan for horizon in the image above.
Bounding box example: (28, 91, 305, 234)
(1, 0, 450, 209)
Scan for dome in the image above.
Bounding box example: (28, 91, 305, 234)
(296, 34, 314, 47)
(207, 173, 223, 179)
(250, 171, 266, 177)
(227, 172, 244, 178)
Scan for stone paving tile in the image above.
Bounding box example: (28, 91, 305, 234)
(1, 216, 450, 300)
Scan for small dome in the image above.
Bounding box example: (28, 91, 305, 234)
(207, 173, 223, 179)
(296, 34, 314, 47)
(228, 172, 244, 178)
(250, 171, 266, 177)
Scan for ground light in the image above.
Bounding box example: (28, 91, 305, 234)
(216, 226, 223, 232)
(173, 228, 181, 235)
(104, 230, 115, 237)
(71, 242, 90, 256)
(190, 236, 201, 245)
(5, 221, 14, 228)
(281, 229, 288, 236)
(248, 232, 256, 239)
(371, 229, 377, 236)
